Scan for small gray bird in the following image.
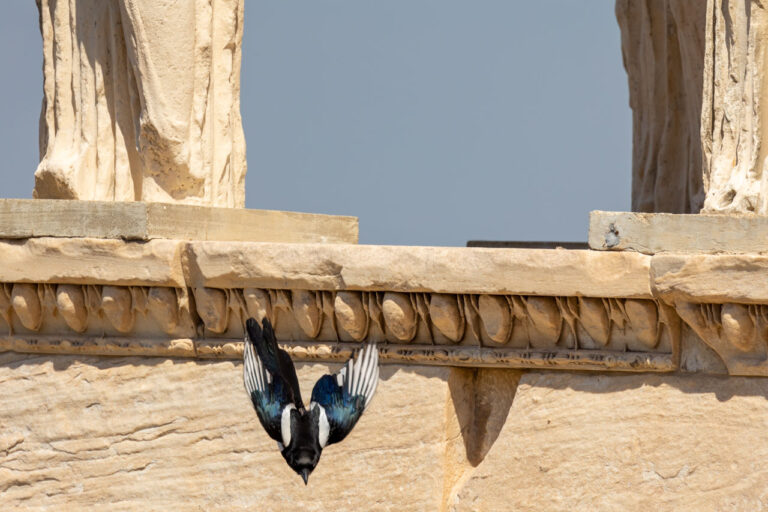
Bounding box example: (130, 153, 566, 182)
(242, 317, 379, 484)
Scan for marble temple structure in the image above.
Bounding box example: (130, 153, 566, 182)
(2, 1, 768, 510)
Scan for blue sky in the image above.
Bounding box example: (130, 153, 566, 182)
(0, 2, 630, 246)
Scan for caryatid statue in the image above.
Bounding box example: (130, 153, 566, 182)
(34, 0, 246, 208)
(617, 0, 768, 215)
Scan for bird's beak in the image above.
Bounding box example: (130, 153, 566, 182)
(301, 468, 310, 485)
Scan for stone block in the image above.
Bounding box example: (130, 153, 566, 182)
(652, 253, 768, 304)
(184, 242, 652, 297)
(0, 237, 185, 287)
(589, 210, 768, 254)
(0, 199, 358, 244)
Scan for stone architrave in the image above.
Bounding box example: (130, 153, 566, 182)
(34, 0, 246, 207)
(615, 0, 707, 214)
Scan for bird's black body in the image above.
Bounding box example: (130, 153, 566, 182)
(280, 407, 322, 484)
(243, 317, 379, 484)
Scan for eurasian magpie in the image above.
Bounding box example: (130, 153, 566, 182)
(242, 317, 379, 485)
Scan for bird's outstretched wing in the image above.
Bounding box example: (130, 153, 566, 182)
(310, 342, 379, 447)
(243, 317, 303, 444)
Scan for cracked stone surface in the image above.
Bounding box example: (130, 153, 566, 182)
(450, 372, 768, 511)
(2, 354, 768, 510)
(0, 353, 451, 511)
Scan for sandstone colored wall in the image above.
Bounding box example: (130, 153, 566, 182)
(34, 0, 246, 207)
(2, 352, 767, 511)
(0, 354, 452, 511)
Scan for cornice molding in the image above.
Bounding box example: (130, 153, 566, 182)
(0, 236, 765, 375)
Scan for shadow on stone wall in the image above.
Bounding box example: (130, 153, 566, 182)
(448, 368, 521, 467)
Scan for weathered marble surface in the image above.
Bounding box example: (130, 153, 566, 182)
(184, 243, 652, 297)
(34, 0, 246, 207)
(9, 236, 768, 377)
(0, 237, 186, 287)
(1, 355, 766, 510)
(0, 240, 677, 373)
(702, 0, 768, 214)
(8, 236, 768, 375)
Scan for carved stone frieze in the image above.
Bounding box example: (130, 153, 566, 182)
(190, 287, 678, 357)
(0, 283, 196, 339)
(195, 340, 675, 372)
(0, 281, 677, 371)
(5, 237, 767, 375)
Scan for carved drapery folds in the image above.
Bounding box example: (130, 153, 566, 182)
(34, 0, 246, 207)
(701, 0, 768, 213)
(617, 0, 768, 214)
(615, 0, 707, 213)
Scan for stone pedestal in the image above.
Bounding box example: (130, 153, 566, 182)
(0, 199, 358, 244)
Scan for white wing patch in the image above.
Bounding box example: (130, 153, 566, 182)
(311, 402, 331, 448)
(280, 404, 296, 447)
(243, 330, 271, 396)
(243, 327, 290, 451)
(339, 343, 379, 408)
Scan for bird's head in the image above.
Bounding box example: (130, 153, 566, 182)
(283, 447, 320, 485)
(281, 407, 322, 485)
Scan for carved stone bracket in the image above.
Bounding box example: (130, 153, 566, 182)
(673, 301, 768, 376)
(652, 252, 768, 376)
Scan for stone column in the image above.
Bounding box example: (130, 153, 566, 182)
(615, 0, 707, 214)
(34, 0, 246, 207)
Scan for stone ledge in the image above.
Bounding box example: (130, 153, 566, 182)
(589, 210, 768, 254)
(0, 238, 671, 373)
(0, 238, 186, 287)
(184, 243, 652, 297)
(0, 199, 359, 244)
(652, 253, 768, 304)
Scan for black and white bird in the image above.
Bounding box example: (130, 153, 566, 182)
(242, 317, 379, 485)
